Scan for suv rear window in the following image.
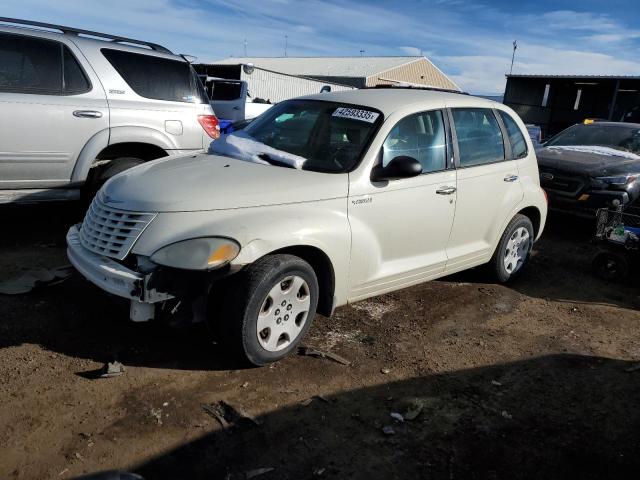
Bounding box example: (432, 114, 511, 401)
(102, 49, 204, 103)
(0, 32, 90, 95)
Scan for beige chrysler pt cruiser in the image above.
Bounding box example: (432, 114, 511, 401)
(67, 88, 547, 365)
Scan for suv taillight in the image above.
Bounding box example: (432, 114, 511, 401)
(198, 114, 221, 139)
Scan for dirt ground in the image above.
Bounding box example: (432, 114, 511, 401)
(1, 204, 639, 480)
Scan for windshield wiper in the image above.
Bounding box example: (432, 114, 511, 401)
(258, 153, 297, 169)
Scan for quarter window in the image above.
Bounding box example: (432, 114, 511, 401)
(102, 48, 204, 103)
(0, 33, 90, 95)
(382, 110, 447, 174)
(499, 110, 528, 159)
(452, 108, 505, 167)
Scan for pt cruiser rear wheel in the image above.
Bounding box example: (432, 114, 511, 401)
(213, 254, 319, 366)
(490, 214, 534, 283)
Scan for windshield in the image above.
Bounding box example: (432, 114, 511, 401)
(546, 124, 640, 155)
(210, 99, 383, 173)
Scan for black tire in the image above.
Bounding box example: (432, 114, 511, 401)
(592, 250, 629, 281)
(489, 214, 534, 283)
(212, 254, 319, 366)
(83, 157, 144, 201)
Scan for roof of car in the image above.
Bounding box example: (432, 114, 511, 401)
(300, 88, 500, 116)
(0, 22, 182, 61)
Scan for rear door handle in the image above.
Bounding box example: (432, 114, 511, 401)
(73, 110, 103, 118)
(436, 186, 457, 195)
(504, 174, 519, 182)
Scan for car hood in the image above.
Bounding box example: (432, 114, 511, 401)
(100, 154, 347, 212)
(537, 145, 640, 176)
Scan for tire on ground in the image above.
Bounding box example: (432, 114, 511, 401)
(489, 213, 534, 283)
(211, 254, 319, 366)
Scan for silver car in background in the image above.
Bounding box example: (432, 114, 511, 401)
(0, 17, 220, 203)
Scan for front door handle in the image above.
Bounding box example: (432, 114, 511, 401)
(73, 110, 103, 118)
(436, 186, 457, 195)
(504, 174, 519, 182)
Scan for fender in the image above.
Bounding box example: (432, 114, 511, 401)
(130, 201, 351, 307)
(70, 128, 110, 183)
(71, 126, 180, 183)
(108, 125, 179, 151)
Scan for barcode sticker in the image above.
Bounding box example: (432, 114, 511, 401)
(332, 107, 379, 123)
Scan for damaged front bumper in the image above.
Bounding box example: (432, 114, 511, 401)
(67, 225, 173, 322)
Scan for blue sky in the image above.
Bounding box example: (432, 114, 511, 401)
(4, 0, 640, 94)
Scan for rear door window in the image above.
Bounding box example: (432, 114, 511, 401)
(499, 110, 528, 159)
(0, 32, 90, 95)
(452, 108, 505, 167)
(102, 48, 203, 103)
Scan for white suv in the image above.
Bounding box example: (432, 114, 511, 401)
(66, 88, 547, 366)
(0, 18, 219, 203)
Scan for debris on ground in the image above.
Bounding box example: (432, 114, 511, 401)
(244, 467, 274, 479)
(625, 363, 640, 372)
(382, 425, 396, 436)
(501, 410, 513, 420)
(0, 265, 73, 294)
(150, 408, 163, 426)
(300, 395, 331, 407)
(390, 412, 404, 422)
(313, 467, 326, 476)
(298, 346, 351, 365)
(380, 368, 391, 374)
(491, 380, 503, 386)
(100, 361, 125, 378)
(241, 382, 250, 388)
(404, 401, 424, 421)
(202, 401, 262, 428)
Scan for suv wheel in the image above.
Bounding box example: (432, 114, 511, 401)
(83, 157, 144, 200)
(489, 214, 534, 282)
(212, 254, 319, 366)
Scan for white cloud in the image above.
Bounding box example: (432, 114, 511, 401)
(398, 46, 422, 56)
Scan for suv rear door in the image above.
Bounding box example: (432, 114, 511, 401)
(207, 79, 246, 123)
(0, 32, 108, 189)
(444, 106, 524, 272)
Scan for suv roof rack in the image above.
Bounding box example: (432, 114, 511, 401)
(366, 81, 467, 95)
(0, 17, 173, 54)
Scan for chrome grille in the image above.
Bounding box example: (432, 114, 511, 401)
(79, 196, 156, 260)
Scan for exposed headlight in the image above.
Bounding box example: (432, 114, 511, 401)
(150, 237, 240, 270)
(596, 174, 639, 185)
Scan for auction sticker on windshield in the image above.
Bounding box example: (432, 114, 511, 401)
(333, 107, 380, 123)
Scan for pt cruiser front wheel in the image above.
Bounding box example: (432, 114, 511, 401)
(212, 254, 319, 366)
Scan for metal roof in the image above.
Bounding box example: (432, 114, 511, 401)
(213, 56, 428, 78)
(507, 74, 640, 80)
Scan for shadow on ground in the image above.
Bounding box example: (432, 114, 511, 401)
(125, 354, 640, 480)
(444, 211, 640, 311)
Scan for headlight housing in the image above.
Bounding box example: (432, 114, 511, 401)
(596, 174, 639, 185)
(150, 237, 240, 270)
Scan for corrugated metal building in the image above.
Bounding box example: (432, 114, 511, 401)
(194, 63, 355, 103)
(205, 56, 459, 91)
(504, 74, 640, 137)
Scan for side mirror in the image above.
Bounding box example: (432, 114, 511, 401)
(371, 156, 422, 182)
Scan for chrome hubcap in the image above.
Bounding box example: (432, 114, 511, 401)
(503, 227, 531, 274)
(256, 275, 311, 352)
